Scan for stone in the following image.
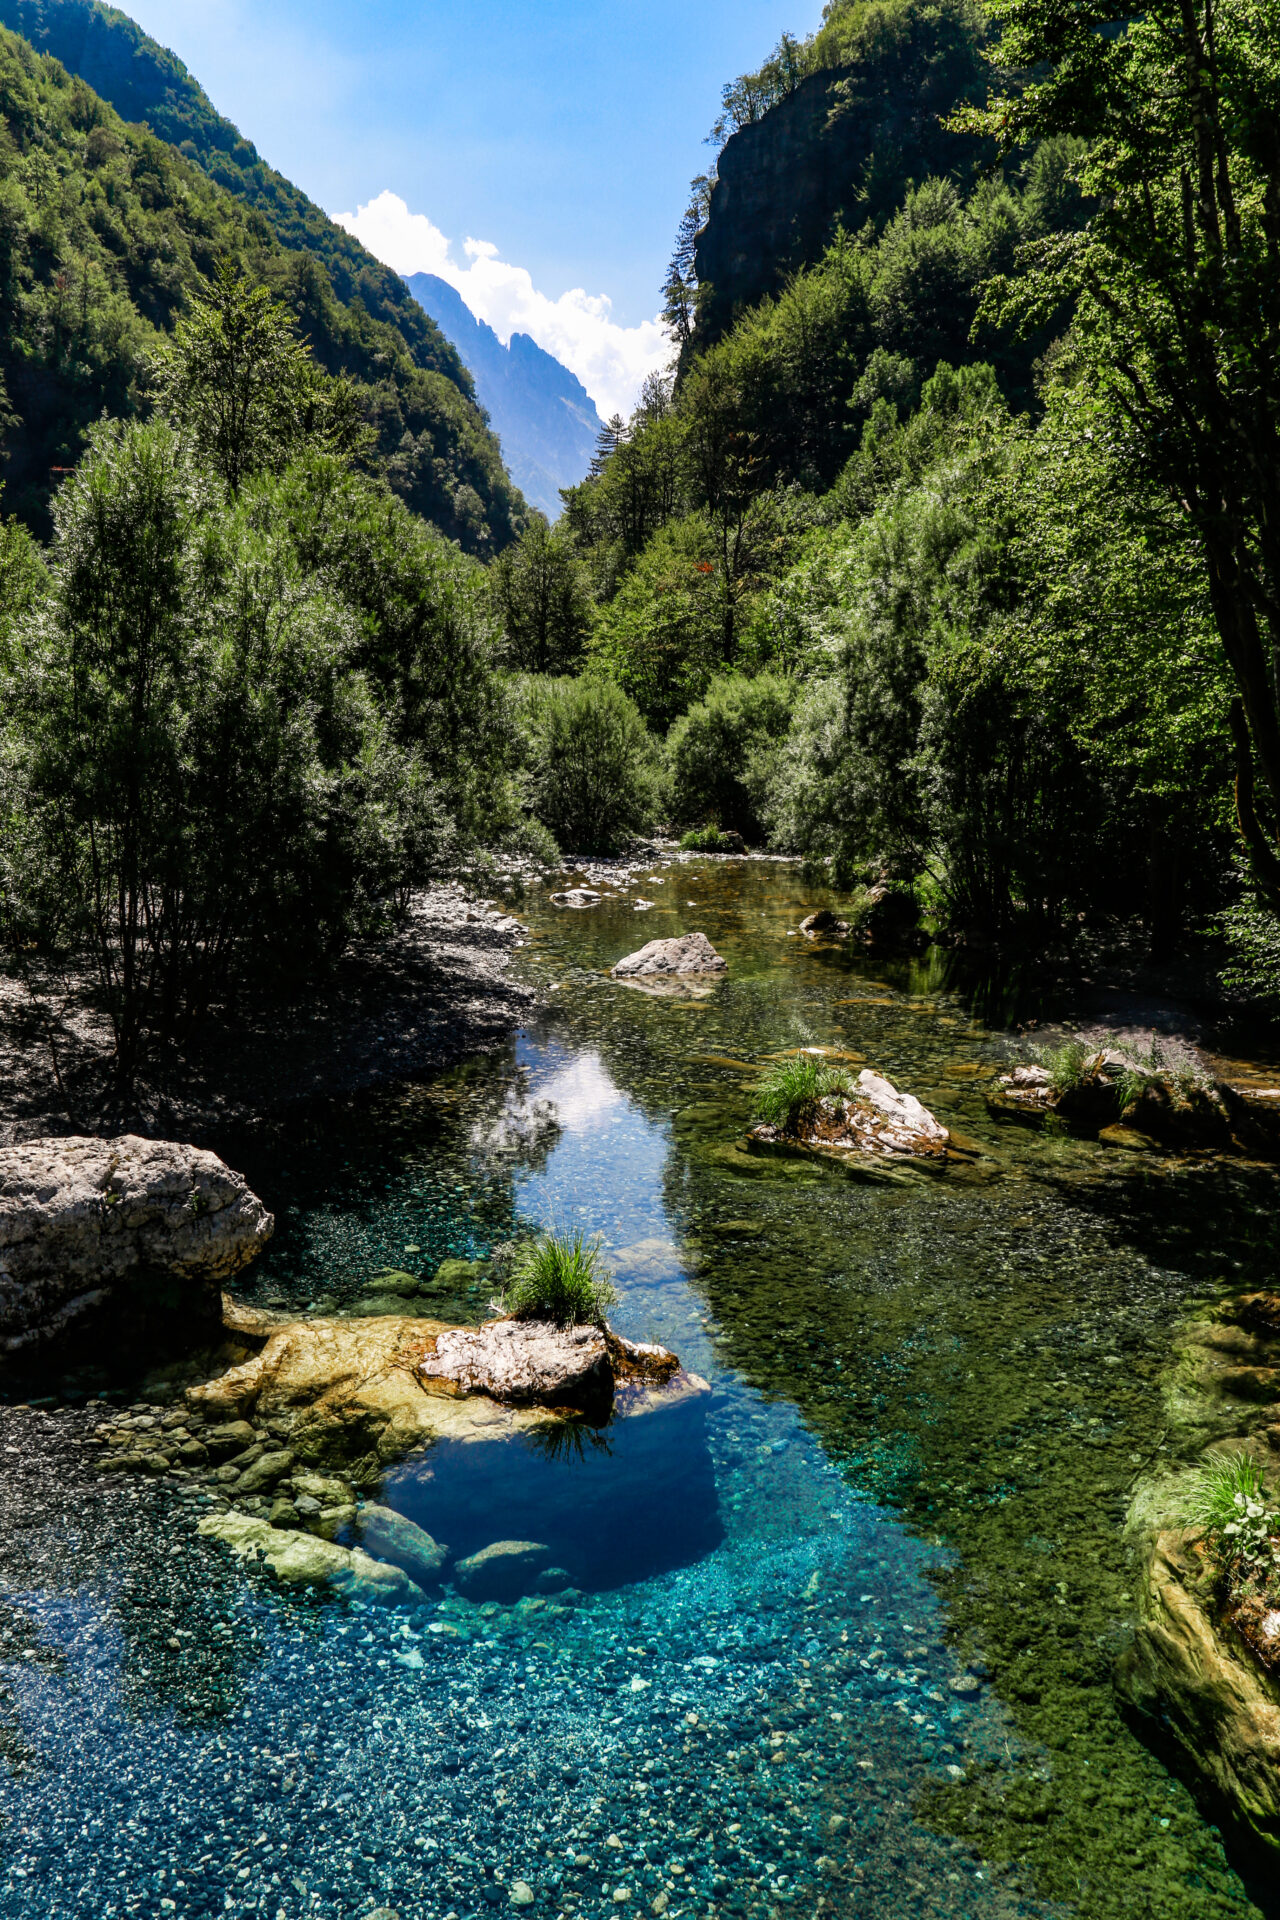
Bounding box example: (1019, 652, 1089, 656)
(269, 1498, 300, 1530)
(419, 1319, 612, 1408)
(750, 1069, 949, 1159)
(235, 1448, 295, 1496)
(0, 1135, 273, 1356)
(203, 1420, 259, 1456)
(291, 1469, 356, 1509)
(354, 1503, 449, 1587)
(534, 1567, 572, 1594)
(509, 1885, 535, 1909)
(454, 1539, 551, 1603)
(611, 932, 726, 979)
(186, 1305, 563, 1484)
(799, 909, 848, 937)
(549, 888, 601, 908)
(1117, 1529, 1280, 1860)
(197, 1512, 419, 1605)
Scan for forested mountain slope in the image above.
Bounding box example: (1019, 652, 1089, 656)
(0, 3, 525, 547)
(407, 272, 602, 520)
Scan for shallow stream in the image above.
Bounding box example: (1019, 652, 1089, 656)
(3, 860, 1279, 1920)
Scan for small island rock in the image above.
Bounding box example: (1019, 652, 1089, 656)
(611, 932, 727, 978)
(420, 1319, 613, 1407)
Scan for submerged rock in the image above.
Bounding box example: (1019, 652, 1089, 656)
(0, 1135, 272, 1357)
(550, 888, 602, 908)
(454, 1538, 551, 1603)
(198, 1511, 417, 1604)
(354, 1503, 449, 1586)
(611, 932, 727, 979)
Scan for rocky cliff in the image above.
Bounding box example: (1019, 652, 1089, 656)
(693, 24, 988, 344)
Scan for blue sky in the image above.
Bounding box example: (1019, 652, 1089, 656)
(118, 0, 824, 413)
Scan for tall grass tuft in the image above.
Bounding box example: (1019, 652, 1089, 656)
(502, 1230, 617, 1327)
(755, 1053, 846, 1135)
(1034, 1040, 1096, 1095)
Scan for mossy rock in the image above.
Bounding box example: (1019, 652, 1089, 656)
(430, 1257, 493, 1292)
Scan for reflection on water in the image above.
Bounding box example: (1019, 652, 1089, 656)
(0, 860, 1274, 1920)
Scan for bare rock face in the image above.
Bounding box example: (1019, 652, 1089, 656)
(0, 1134, 273, 1355)
(611, 932, 727, 978)
(419, 1319, 613, 1408)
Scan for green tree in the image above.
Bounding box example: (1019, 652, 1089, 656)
(489, 516, 591, 675)
(963, 0, 1280, 910)
(152, 260, 359, 491)
(666, 672, 796, 839)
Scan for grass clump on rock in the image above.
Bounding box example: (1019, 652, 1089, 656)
(754, 1054, 845, 1136)
(502, 1230, 617, 1327)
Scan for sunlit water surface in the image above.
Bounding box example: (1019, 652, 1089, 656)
(2, 861, 1277, 1920)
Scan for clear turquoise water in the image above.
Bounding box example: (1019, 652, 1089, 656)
(1, 859, 1276, 1920)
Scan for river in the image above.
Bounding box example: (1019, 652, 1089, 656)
(1, 858, 1275, 1920)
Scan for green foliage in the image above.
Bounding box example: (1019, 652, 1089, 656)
(754, 1053, 846, 1134)
(666, 672, 795, 839)
(0, 417, 505, 1084)
(1181, 1451, 1279, 1594)
(516, 675, 663, 856)
(152, 261, 363, 491)
(1220, 881, 1280, 1011)
(679, 826, 736, 852)
(502, 1230, 616, 1328)
(488, 516, 591, 675)
(963, 0, 1280, 919)
(1033, 1041, 1095, 1096)
(0, 19, 522, 549)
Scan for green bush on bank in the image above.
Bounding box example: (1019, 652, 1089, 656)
(514, 675, 663, 856)
(666, 671, 796, 842)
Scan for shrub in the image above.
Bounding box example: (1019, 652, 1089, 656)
(680, 825, 735, 852)
(516, 675, 663, 855)
(1034, 1040, 1096, 1095)
(1182, 1451, 1279, 1592)
(755, 1053, 847, 1134)
(502, 1230, 617, 1327)
(666, 671, 796, 840)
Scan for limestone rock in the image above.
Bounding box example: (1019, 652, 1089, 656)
(355, 1503, 449, 1586)
(0, 1135, 272, 1355)
(611, 932, 727, 979)
(549, 888, 601, 908)
(197, 1511, 418, 1604)
(454, 1539, 550, 1603)
(188, 1306, 564, 1484)
(1117, 1529, 1280, 1859)
(750, 1070, 949, 1160)
(419, 1318, 612, 1408)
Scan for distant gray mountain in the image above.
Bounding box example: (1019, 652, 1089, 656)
(406, 273, 602, 520)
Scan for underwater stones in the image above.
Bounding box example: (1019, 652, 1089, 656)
(0, 1135, 273, 1356)
(799, 910, 849, 937)
(1117, 1528, 1280, 1860)
(355, 1503, 449, 1587)
(550, 888, 602, 908)
(197, 1511, 419, 1605)
(611, 933, 727, 979)
(454, 1539, 551, 1603)
(419, 1320, 612, 1409)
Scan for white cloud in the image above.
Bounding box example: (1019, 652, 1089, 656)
(333, 190, 671, 421)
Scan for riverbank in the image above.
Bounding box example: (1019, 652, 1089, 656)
(0, 881, 540, 1149)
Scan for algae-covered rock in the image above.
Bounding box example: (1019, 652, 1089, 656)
(198, 1511, 418, 1604)
(1117, 1529, 1280, 1862)
(355, 1503, 448, 1586)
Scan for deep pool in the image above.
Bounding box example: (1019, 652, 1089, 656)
(1, 858, 1277, 1920)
